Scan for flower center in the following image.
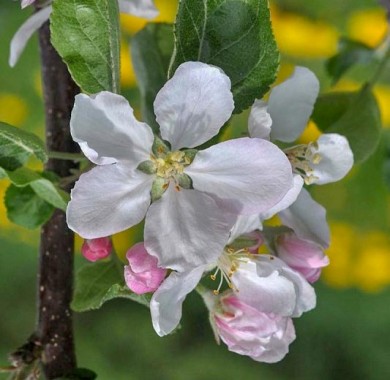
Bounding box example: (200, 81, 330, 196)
(151, 150, 190, 180)
(210, 247, 251, 295)
(284, 142, 322, 185)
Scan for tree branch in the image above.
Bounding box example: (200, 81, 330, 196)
(35, 12, 80, 379)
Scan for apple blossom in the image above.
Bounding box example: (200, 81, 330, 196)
(249, 66, 354, 186)
(212, 292, 296, 363)
(274, 232, 330, 283)
(81, 237, 112, 262)
(9, 0, 159, 67)
(124, 242, 167, 294)
(67, 62, 294, 272)
(149, 214, 315, 336)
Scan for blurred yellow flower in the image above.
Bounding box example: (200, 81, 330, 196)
(120, 40, 137, 88)
(347, 8, 388, 48)
(0, 93, 28, 126)
(271, 8, 338, 58)
(298, 121, 322, 144)
(323, 224, 390, 292)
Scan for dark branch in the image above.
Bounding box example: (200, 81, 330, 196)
(35, 11, 80, 379)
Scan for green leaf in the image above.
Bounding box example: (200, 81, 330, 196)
(72, 260, 150, 312)
(0, 122, 47, 171)
(51, 0, 121, 93)
(171, 0, 279, 113)
(132, 23, 175, 132)
(4, 167, 68, 211)
(326, 38, 375, 84)
(312, 86, 381, 163)
(5, 185, 54, 229)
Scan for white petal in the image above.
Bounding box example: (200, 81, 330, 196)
(248, 99, 271, 140)
(144, 185, 235, 272)
(67, 165, 152, 239)
(186, 138, 294, 214)
(9, 6, 52, 67)
(260, 175, 304, 220)
(279, 188, 330, 248)
(21, 0, 35, 9)
(232, 260, 297, 317)
(269, 67, 320, 143)
(255, 256, 316, 317)
(312, 134, 354, 185)
(229, 214, 263, 244)
(150, 266, 205, 337)
(118, 0, 159, 19)
(154, 62, 234, 150)
(71, 92, 154, 166)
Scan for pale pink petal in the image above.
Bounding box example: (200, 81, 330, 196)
(150, 266, 205, 336)
(71, 92, 154, 166)
(260, 175, 304, 220)
(279, 188, 330, 248)
(312, 134, 354, 184)
(67, 165, 152, 239)
(248, 99, 271, 140)
(9, 6, 52, 67)
(268, 67, 320, 142)
(154, 62, 234, 150)
(186, 138, 293, 214)
(144, 185, 235, 271)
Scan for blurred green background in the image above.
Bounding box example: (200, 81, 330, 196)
(1, 0, 390, 379)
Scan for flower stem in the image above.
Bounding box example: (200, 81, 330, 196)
(369, 34, 390, 87)
(47, 151, 85, 162)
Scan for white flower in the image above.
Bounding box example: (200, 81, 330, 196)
(149, 212, 315, 337)
(9, 0, 159, 67)
(67, 62, 294, 273)
(249, 66, 354, 186)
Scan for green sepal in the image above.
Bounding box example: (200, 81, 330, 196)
(137, 160, 157, 175)
(183, 148, 198, 164)
(152, 135, 170, 157)
(177, 174, 193, 189)
(151, 176, 168, 202)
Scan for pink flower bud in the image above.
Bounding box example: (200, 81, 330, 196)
(81, 237, 112, 262)
(275, 232, 330, 283)
(124, 242, 167, 294)
(213, 293, 296, 363)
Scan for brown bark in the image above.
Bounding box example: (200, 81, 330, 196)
(35, 13, 80, 379)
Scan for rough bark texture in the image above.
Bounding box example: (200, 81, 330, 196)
(36, 17, 80, 379)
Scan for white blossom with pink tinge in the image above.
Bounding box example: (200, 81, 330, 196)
(213, 293, 296, 363)
(274, 232, 330, 283)
(67, 62, 294, 273)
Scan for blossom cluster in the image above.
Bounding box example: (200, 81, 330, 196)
(68, 62, 353, 362)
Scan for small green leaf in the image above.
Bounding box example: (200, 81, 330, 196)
(171, 0, 279, 113)
(4, 167, 68, 211)
(5, 185, 54, 229)
(132, 23, 175, 132)
(312, 85, 381, 163)
(0, 122, 47, 171)
(72, 260, 151, 312)
(51, 0, 121, 93)
(326, 38, 375, 84)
